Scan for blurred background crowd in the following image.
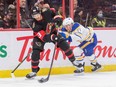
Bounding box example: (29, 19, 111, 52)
(0, 0, 116, 29)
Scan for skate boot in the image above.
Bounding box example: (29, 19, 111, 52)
(74, 67, 84, 74)
(72, 60, 85, 75)
(26, 67, 40, 79)
(91, 62, 102, 72)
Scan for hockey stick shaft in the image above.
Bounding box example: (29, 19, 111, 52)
(47, 42, 57, 79)
(11, 52, 32, 73)
(38, 24, 60, 83)
(24, 19, 32, 29)
(45, 24, 59, 80)
(38, 42, 57, 83)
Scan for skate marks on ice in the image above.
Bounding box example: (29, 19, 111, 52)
(0, 71, 116, 87)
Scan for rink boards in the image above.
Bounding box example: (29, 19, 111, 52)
(0, 28, 116, 78)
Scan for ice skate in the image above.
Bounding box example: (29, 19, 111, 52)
(74, 67, 84, 76)
(91, 62, 102, 72)
(26, 72, 37, 79)
(72, 60, 85, 76)
(26, 67, 40, 79)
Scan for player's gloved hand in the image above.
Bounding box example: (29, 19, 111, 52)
(50, 34, 58, 42)
(53, 15, 63, 27)
(54, 18, 62, 27)
(36, 30, 46, 41)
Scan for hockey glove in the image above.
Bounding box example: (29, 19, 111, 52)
(53, 15, 63, 27)
(51, 34, 58, 42)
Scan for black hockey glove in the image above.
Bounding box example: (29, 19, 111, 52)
(54, 17, 63, 27)
(51, 34, 58, 42)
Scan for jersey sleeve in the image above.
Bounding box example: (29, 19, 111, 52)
(59, 32, 72, 42)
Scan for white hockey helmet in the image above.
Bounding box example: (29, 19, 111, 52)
(62, 17, 74, 27)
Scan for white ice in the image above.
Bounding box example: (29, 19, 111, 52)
(0, 71, 116, 87)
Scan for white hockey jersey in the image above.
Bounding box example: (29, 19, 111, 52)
(61, 22, 94, 42)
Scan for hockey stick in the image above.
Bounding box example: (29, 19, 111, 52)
(24, 22, 61, 82)
(11, 52, 32, 78)
(38, 23, 60, 83)
(85, 13, 89, 27)
(38, 42, 57, 83)
(24, 19, 32, 29)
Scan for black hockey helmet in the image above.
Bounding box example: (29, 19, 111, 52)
(31, 7, 41, 17)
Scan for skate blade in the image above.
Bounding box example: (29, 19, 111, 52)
(74, 72, 84, 76)
(25, 77, 35, 80)
(25, 76, 37, 80)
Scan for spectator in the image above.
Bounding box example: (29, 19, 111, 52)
(104, 3, 116, 27)
(73, 0, 84, 23)
(2, 0, 15, 13)
(26, 0, 37, 11)
(0, 1, 5, 20)
(8, 4, 16, 24)
(33, 0, 55, 18)
(56, 5, 63, 16)
(65, 0, 85, 25)
(90, 9, 106, 27)
(8, 4, 16, 14)
(20, 0, 32, 28)
(1, 12, 16, 28)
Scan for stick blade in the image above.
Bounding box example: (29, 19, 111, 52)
(38, 78, 48, 83)
(11, 73, 15, 78)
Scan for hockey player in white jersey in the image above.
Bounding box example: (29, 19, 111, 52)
(60, 17, 102, 74)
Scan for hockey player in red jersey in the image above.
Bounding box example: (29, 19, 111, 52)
(26, 1, 80, 79)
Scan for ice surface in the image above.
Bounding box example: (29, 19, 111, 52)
(0, 71, 116, 87)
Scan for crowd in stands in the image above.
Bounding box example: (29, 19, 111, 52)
(0, 0, 115, 29)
